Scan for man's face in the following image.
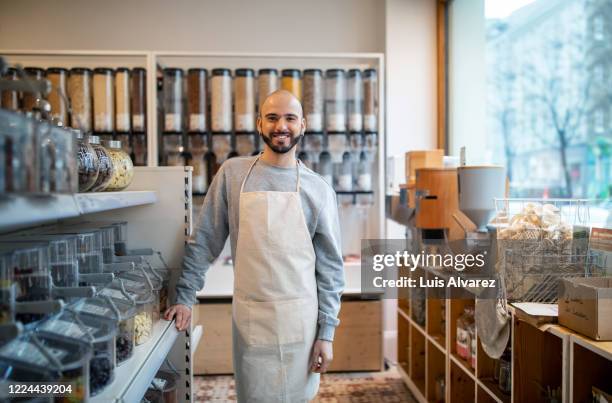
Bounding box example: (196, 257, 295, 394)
(257, 92, 305, 154)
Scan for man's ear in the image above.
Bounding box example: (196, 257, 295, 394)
(256, 116, 262, 134)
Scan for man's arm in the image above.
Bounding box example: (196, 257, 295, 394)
(312, 187, 345, 342)
(167, 164, 230, 329)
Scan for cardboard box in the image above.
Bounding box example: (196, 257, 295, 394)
(558, 277, 612, 340)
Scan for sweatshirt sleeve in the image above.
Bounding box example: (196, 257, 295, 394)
(174, 164, 230, 307)
(313, 186, 345, 341)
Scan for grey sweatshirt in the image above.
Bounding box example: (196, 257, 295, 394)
(175, 155, 345, 341)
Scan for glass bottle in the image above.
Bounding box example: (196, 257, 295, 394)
(1, 67, 19, 111)
(303, 69, 324, 132)
(68, 68, 93, 132)
(281, 69, 302, 101)
(103, 140, 134, 191)
(75, 130, 100, 192)
(89, 136, 114, 192)
(211, 68, 232, 133)
(325, 69, 347, 132)
(130, 68, 147, 133)
(46, 67, 69, 126)
(115, 67, 131, 133)
(163, 68, 184, 132)
(363, 69, 378, 132)
(93, 68, 115, 133)
(187, 68, 207, 133)
(347, 69, 363, 132)
(234, 68, 255, 132)
(257, 68, 279, 111)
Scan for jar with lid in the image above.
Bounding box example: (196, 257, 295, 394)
(187, 68, 207, 133)
(38, 125, 78, 194)
(104, 140, 134, 191)
(75, 130, 100, 192)
(211, 68, 232, 133)
(1, 67, 19, 111)
(119, 266, 162, 323)
(131, 68, 147, 133)
(317, 151, 333, 186)
(456, 306, 474, 361)
(42, 229, 103, 276)
(88, 135, 114, 192)
(114, 67, 131, 133)
(188, 134, 208, 194)
(163, 68, 184, 132)
(363, 69, 378, 132)
(22, 67, 45, 112)
(347, 69, 363, 132)
(163, 134, 184, 166)
(335, 151, 353, 191)
(0, 249, 15, 325)
(257, 69, 279, 111)
(46, 67, 69, 126)
(303, 69, 324, 132)
(281, 69, 302, 101)
(325, 69, 347, 132)
(68, 67, 93, 132)
(102, 280, 154, 345)
(0, 109, 37, 193)
(93, 68, 115, 133)
(234, 68, 255, 132)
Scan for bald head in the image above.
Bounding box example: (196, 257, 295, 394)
(259, 89, 304, 118)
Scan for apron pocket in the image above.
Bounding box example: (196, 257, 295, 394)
(247, 298, 305, 346)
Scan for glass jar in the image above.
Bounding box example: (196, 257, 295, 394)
(115, 67, 131, 133)
(1, 67, 19, 111)
(0, 249, 15, 325)
(0, 109, 37, 193)
(188, 134, 208, 194)
(187, 68, 207, 133)
(347, 69, 363, 132)
(456, 306, 474, 361)
(103, 280, 154, 346)
(325, 69, 347, 132)
(68, 67, 93, 132)
(22, 67, 45, 112)
(132, 133, 147, 166)
(104, 140, 134, 191)
(356, 150, 372, 191)
(119, 267, 161, 323)
(89, 135, 114, 192)
(76, 312, 117, 396)
(234, 68, 255, 132)
(46, 67, 69, 126)
(93, 68, 115, 133)
(75, 130, 100, 192)
(211, 68, 232, 133)
(363, 69, 378, 132)
(257, 69, 279, 111)
(163, 134, 184, 166)
(317, 151, 333, 186)
(38, 124, 78, 194)
(303, 69, 324, 132)
(131, 68, 147, 133)
(281, 69, 302, 101)
(95, 289, 138, 364)
(163, 68, 184, 132)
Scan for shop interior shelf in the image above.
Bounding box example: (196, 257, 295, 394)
(426, 340, 446, 403)
(410, 322, 427, 397)
(397, 310, 411, 376)
(477, 385, 499, 403)
(513, 319, 563, 403)
(476, 334, 511, 403)
(75, 191, 157, 214)
(426, 297, 446, 351)
(91, 319, 179, 403)
(571, 336, 612, 402)
(450, 360, 475, 403)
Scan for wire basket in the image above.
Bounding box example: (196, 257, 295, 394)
(493, 198, 601, 303)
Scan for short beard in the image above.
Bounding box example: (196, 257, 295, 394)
(260, 132, 302, 154)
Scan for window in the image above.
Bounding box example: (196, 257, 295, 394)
(449, 0, 612, 200)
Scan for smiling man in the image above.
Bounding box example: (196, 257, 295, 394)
(164, 90, 345, 402)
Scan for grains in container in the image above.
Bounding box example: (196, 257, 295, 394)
(1, 68, 19, 111)
(187, 68, 207, 133)
(281, 69, 301, 101)
(22, 67, 45, 112)
(89, 136, 114, 192)
(163, 68, 184, 132)
(211, 68, 232, 132)
(46, 67, 69, 126)
(68, 68, 93, 132)
(115, 67, 131, 132)
(257, 69, 279, 112)
(325, 69, 346, 132)
(303, 69, 323, 132)
(103, 140, 133, 191)
(93, 68, 115, 133)
(130, 68, 147, 132)
(234, 68, 255, 132)
(347, 69, 363, 132)
(363, 69, 378, 132)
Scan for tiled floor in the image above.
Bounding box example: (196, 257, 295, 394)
(194, 366, 417, 402)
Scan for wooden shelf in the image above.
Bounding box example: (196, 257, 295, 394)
(477, 385, 499, 403)
(450, 360, 475, 403)
(410, 323, 427, 397)
(479, 378, 510, 403)
(426, 340, 446, 403)
(570, 335, 612, 402)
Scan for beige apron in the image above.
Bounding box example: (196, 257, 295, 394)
(232, 156, 320, 403)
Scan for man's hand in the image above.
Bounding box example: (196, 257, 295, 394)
(164, 304, 192, 331)
(309, 340, 333, 373)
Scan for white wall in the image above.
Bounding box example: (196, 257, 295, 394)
(0, 0, 384, 53)
(384, 0, 438, 363)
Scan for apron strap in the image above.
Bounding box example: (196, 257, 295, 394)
(239, 154, 301, 194)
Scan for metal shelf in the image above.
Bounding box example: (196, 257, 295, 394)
(0, 191, 157, 232)
(91, 320, 179, 403)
